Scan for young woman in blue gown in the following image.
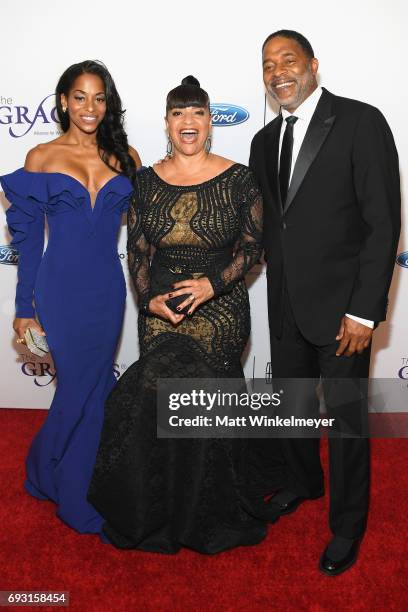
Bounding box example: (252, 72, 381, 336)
(0, 60, 140, 534)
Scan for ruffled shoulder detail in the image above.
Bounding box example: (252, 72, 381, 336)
(1, 168, 86, 218)
(99, 174, 133, 214)
(1, 169, 46, 245)
(105, 174, 134, 196)
(0, 169, 46, 246)
(1, 169, 135, 213)
(1, 168, 51, 206)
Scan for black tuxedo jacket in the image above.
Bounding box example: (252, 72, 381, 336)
(249, 88, 401, 345)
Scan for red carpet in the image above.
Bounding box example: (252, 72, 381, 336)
(0, 409, 406, 611)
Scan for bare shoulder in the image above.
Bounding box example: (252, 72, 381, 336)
(129, 145, 142, 168)
(24, 144, 48, 172)
(210, 154, 238, 172)
(24, 138, 64, 172)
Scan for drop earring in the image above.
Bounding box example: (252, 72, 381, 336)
(166, 137, 173, 156)
(205, 135, 212, 153)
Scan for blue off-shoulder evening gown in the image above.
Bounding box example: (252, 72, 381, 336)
(0, 168, 133, 534)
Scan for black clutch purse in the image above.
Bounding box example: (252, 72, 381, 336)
(149, 265, 193, 315)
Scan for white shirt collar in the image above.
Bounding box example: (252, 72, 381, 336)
(281, 86, 323, 122)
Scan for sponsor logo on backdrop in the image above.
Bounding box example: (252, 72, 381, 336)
(210, 104, 249, 127)
(18, 351, 56, 387)
(0, 93, 60, 138)
(17, 351, 127, 387)
(245, 357, 272, 384)
(114, 363, 128, 379)
(398, 358, 408, 379)
(0, 245, 18, 265)
(1, 96, 251, 134)
(396, 251, 408, 268)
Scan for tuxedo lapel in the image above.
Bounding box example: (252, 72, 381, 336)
(264, 114, 283, 211)
(284, 89, 336, 213)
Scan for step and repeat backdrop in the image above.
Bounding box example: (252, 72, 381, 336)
(0, 0, 407, 408)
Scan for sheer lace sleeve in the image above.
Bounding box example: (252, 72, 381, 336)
(208, 169, 263, 296)
(127, 184, 151, 313)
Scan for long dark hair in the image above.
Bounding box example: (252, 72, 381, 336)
(55, 60, 136, 182)
(166, 75, 210, 113)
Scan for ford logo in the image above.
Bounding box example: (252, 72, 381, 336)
(0, 245, 18, 265)
(210, 103, 249, 127)
(396, 251, 408, 268)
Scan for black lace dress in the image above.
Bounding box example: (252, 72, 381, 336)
(88, 164, 274, 553)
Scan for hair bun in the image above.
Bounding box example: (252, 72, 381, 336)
(181, 75, 200, 87)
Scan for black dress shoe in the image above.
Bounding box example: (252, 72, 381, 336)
(319, 538, 361, 576)
(268, 494, 307, 516)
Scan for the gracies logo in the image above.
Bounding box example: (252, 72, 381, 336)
(0, 94, 59, 138)
(396, 251, 408, 268)
(210, 104, 249, 126)
(0, 245, 18, 265)
(18, 352, 56, 387)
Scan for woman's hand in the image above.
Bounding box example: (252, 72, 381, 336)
(148, 295, 185, 325)
(13, 318, 45, 344)
(169, 277, 215, 316)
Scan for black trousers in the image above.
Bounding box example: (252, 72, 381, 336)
(268, 289, 370, 539)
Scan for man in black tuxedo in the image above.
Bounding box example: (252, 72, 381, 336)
(249, 30, 400, 575)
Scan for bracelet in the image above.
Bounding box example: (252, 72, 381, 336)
(139, 296, 151, 315)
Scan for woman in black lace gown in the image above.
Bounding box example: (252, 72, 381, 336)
(88, 76, 277, 553)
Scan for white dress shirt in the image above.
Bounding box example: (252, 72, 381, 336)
(279, 86, 374, 329)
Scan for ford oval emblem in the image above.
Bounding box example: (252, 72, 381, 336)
(396, 251, 408, 268)
(0, 245, 18, 265)
(210, 103, 249, 127)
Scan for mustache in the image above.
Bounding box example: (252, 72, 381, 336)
(270, 77, 297, 87)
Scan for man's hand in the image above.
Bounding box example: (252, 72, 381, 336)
(335, 316, 373, 357)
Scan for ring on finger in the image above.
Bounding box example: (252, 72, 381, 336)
(16, 338, 25, 344)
